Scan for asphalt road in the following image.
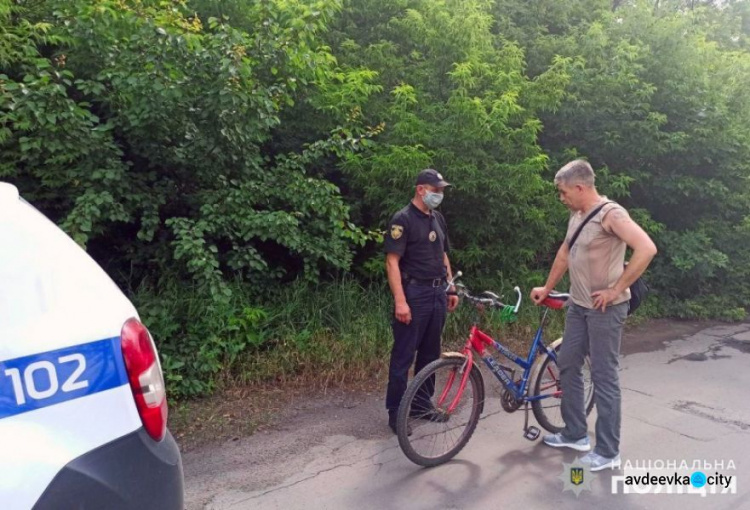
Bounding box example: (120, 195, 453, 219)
(183, 320, 750, 510)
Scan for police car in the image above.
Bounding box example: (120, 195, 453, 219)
(0, 183, 184, 509)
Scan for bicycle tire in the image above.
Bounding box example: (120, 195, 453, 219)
(531, 343, 595, 433)
(397, 357, 484, 467)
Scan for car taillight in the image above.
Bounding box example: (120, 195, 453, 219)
(121, 318, 168, 441)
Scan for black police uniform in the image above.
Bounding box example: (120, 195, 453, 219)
(384, 202, 451, 416)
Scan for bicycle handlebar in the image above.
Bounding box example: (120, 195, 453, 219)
(448, 271, 522, 313)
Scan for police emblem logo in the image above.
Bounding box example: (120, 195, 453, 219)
(391, 225, 404, 240)
(429, 231, 437, 242)
(570, 467, 584, 486)
(559, 458, 592, 497)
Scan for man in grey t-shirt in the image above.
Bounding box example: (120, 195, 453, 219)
(530, 159, 657, 471)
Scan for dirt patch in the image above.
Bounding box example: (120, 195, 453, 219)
(620, 318, 723, 356)
(171, 376, 389, 452)
(170, 386, 282, 450)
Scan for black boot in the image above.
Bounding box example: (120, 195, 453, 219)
(388, 411, 412, 436)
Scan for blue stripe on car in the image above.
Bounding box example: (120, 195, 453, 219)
(0, 337, 129, 419)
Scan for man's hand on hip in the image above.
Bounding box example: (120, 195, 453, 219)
(591, 288, 620, 312)
(395, 302, 412, 324)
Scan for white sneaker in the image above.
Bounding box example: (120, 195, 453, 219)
(580, 451, 621, 471)
(542, 433, 591, 452)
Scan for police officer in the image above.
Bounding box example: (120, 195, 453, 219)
(384, 168, 459, 434)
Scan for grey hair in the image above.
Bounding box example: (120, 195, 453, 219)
(554, 159, 595, 187)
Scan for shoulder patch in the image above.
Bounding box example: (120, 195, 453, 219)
(390, 224, 404, 240)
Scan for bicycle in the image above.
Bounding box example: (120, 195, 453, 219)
(396, 272, 595, 467)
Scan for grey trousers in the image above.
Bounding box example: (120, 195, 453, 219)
(559, 301, 628, 458)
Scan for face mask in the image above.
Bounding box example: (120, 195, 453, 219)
(422, 191, 444, 210)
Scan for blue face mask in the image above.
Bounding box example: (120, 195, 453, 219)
(423, 191, 444, 210)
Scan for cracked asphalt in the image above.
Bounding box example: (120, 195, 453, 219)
(182, 320, 750, 509)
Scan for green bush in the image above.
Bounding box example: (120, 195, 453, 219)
(134, 278, 269, 397)
(3, 0, 380, 296)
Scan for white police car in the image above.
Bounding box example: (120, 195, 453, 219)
(0, 183, 183, 509)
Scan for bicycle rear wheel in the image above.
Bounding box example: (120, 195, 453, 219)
(530, 342, 594, 433)
(397, 357, 484, 467)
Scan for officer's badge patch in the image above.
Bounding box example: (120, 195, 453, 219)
(429, 231, 437, 242)
(391, 225, 404, 240)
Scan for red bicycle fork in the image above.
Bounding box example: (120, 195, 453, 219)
(436, 350, 473, 413)
(436, 326, 488, 413)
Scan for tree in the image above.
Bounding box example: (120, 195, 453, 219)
(497, 0, 750, 312)
(2, 0, 379, 298)
(328, 0, 573, 279)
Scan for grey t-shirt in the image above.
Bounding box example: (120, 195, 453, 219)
(566, 198, 631, 309)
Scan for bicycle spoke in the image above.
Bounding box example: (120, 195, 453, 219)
(399, 358, 482, 465)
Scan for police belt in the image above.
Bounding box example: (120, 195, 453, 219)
(403, 277, 446, 288)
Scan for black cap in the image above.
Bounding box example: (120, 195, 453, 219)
(415, 168, 451, 188)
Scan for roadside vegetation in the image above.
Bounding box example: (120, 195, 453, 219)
(3, 0, 749, 399)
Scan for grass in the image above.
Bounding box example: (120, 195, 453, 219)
(231, 278, 394, 388)
(251, 278, 569, 386)
(135, 275, 571, 400)
(139, 273, 703, 405)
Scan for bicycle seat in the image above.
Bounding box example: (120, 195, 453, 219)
(542, 291, 570, 310)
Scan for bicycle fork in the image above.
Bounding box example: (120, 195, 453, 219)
(437, 351, 474, 413)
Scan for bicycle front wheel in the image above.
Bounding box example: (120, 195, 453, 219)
(397, 357, 484, 467)
(530, 341, 594, 433)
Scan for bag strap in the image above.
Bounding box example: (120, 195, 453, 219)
(567, 201, 614, 250)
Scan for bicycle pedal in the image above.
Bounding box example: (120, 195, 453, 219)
(523, 426, 541, 441)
